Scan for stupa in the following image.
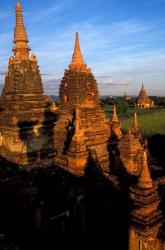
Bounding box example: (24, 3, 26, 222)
(129, 151, 163, 250)
(136, 83, 154, 108)
(0, 2, 57, 167)
(54, 32, 110, 173)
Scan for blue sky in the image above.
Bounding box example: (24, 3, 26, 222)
(0, 0, 165, 96)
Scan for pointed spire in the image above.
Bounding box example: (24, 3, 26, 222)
(13, 1, 31, 60)
(144, 138, 149, 153)
(138, 82, 149, 103)
(69, 107, 86, 152)
(128, 127, 132, 137)
(138, 151, 152, 189)
(72, 32, 83, 63)
(133, 113, 138, 129)
(142, 82, 144, 89)
(127, 127, 134, 142)
(145, 138, 148, 148)
(140, 82, 147, 95)
(69, 32, 89, 72)
(67, 107, 88, 176)
(112, 105, 119, 122)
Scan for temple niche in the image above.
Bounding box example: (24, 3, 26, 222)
(136, 83, 154, 109)
(54, 32, 110, 175)
(0, 2, 57, 167)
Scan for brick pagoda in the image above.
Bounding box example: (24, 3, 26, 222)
(0, 2, 57, 167)
(54, 32, 110, 175)
(129, 151, 164, 250)
(136, 83, 154, 109)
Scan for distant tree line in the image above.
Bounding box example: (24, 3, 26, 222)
(101, 96, 165, 116)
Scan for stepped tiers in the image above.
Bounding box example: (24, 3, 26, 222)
(129, 151, 164, 250)
(54, 32, 110, 174)
(136, 83, 154, 109)
(0, 2, 57, 167)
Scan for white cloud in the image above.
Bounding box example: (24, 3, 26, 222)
(0, 12, 165, 96)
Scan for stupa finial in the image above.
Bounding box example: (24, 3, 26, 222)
(13, 1, 31, 60)
(69, 32, 89, 72)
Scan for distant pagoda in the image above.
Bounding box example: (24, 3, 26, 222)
(136, 83, 154, 109)
(0, 2, 57, 167)
(54, 32, 110, 175)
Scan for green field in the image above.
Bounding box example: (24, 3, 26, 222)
(103, 104, 165, 138)
(121, 109, 165, 137)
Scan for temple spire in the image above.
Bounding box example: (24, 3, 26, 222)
(138, 151, 152, 189)
(128, 127, 132, 137)
(12, 1, 31, 60)
(133, 113, 138, 129)
(142, 82, 144, 88)
(69, 32, 89, 72)
(140, 82, 147, 95)
(73, 32, 83, 62)
(112, 105, 119, 122)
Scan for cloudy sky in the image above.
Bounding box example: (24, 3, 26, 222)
(0, 0, 165, 96)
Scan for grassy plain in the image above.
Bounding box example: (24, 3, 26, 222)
(103, 104, 165, 138)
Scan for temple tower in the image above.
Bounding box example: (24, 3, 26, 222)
(54, 32, 110, 174)
(0, 2, 56, 167)
(136, 83, 154, 109)
(129, 151, 164, 250)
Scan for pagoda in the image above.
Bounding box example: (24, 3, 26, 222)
(54, 32, 110, 173)
(129, 151, 164, 250)
(0, 2, 57, 167)
(136, 83, 154, 109)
